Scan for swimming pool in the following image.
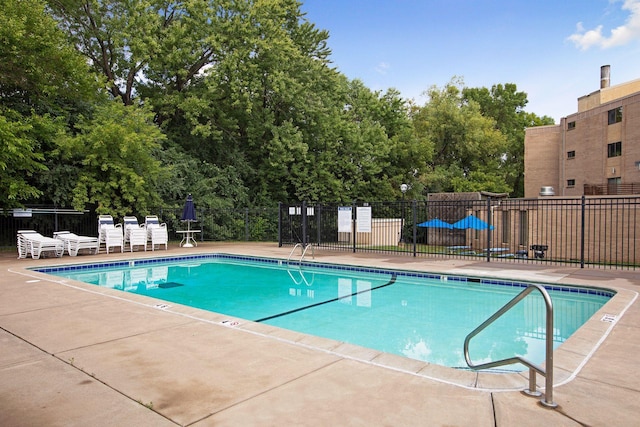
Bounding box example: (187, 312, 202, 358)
(37, 254, 613, 370)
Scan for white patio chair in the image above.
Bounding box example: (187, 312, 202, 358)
(104, 228, 124, 254)
(17, 230, 65, 259)
(53, 231, 99, 256)
(150, 225, 168, 251)
(144, 215, 168, 251)
(98, 215, 123, 254)
(123, 216, 147, 252)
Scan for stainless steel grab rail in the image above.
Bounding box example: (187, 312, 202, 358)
(287, 243, 314, 264)
(463, 283, 557, 408)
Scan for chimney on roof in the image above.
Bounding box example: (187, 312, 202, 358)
(600, 65, 611, 89)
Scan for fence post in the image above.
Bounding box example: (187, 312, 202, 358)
(486, 196, 492, 263)
(245, 208, 249, 241)
(352, 201, 357, 253)
(412, 199, 417, 257)
(580, 195, 586, 268)
(302, 201, 308, 246)
(316, 203, 321, 245)
(278, 202, 282, 247)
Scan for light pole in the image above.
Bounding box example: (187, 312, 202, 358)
(400, 184, 408, 244)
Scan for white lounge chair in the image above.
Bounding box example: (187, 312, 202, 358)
(144, 215, 168, 251)
(17, 230, 65, 259)
(53, 231, 99, 256)
(98, 215, 124, 254)
(123, 216, 147, 252)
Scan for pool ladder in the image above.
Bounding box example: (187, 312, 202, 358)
(463, 283, 557, 408)
(287, 243, 314, 264)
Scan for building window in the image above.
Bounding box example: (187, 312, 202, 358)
(567, 179, 575, 187)
(567, 150, 575, 159)
(608, 107, 622, 125)
(607, 141, 622, 158)
(567, 121, 576, 130)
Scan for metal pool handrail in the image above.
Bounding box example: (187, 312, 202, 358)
(287, 243, 314, 264)
(463, 283, 557, 408)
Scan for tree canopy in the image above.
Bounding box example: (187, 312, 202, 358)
(0, 0, 556, 213)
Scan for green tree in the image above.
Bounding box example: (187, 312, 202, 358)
(57, 102, 167, 216)
(155, 0, 339, 204)
(0, 0, 98, 209)
(412, 79, 510, 194)
(48, 0, 169, 105)
(462, 83, 554, 197)
(0, 112, 47, 208)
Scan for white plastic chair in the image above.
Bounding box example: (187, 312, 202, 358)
(123, 216, 147, 252)
(98, 215, 124, 254)
(144, 215, 168, 251)
(150, 226, 168, 251)
(105, 228, 124, 254)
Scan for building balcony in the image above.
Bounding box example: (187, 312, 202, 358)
(584, 183, 640, 195)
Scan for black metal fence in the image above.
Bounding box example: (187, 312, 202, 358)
(0, 206, 280, 249)
(3, 195, 639, 269)
(279, 196, 640, 269)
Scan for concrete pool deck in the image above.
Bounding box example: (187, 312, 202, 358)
(1, 242, 639, 426)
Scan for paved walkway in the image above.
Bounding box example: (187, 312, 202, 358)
(1, 242, 639, 426)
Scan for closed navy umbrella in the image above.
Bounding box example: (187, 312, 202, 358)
(181, 194, 197, 246)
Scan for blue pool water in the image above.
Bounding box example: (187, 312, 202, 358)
(38, 254, 613, 370)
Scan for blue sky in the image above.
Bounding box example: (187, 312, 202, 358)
(301, 0, 640, 122)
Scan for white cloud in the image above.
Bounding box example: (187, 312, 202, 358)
(375, 61, 390, 75)
(568, 0, 640, 50)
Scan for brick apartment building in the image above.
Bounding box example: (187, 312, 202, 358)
(524, 65, 640, 198)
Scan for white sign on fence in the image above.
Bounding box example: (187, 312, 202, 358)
(356, 206, 372, 232)
(338, 206, 352, 232)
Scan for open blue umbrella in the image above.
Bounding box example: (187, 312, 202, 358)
(417, 218, 453, 229)
(181, 194, 197, 246)
(452, 214, 494, 230)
